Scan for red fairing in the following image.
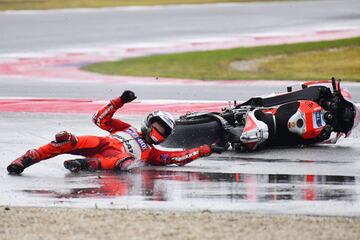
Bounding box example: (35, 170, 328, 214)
(92, 97, 131, 133)
(340, 88, 360, 137)
(297, 101, 325, 139)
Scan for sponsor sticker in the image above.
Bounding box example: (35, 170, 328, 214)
(288, 122, 296, 128)
(161, 154, 169, 165)
(112, 134, 134, 154)
(312, 111, 324, 128)
(126, 128, 149, 151)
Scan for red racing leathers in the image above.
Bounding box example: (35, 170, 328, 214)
(90, 96, 210, 169)
(14, 97, 211, 172)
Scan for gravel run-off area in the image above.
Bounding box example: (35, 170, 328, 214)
(0, 207, 360, 240)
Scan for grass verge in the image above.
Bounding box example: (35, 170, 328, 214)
(84, 37, 360, 81)
(0, 0, 285, 10)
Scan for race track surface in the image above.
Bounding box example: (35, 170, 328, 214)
(1, 0, 360, 216)
(1, 0, 360, 54)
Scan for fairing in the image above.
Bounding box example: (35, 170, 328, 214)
(340, 88, 360, 137)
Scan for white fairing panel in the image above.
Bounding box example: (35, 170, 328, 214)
(240, 110, 269, 150)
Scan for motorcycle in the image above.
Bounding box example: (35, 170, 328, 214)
(162, 78, 360, 152)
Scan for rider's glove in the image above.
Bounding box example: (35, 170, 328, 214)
(199, 145, 212, 157)
(199, 143, 229, 157)
(120, 90, 137, 103)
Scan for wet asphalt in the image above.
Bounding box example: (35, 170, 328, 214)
(0, 113, 359, 215)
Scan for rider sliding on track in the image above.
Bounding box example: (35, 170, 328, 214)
(7, 90, 225, 175)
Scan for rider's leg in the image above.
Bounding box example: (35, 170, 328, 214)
(63, 158, 101, 173)
(63, 152, 135, 173)
(7, 131, 104, 174)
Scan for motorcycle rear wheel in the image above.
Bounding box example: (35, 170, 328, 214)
(161, 116, 226, 149)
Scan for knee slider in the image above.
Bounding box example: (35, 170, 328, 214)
(52, 131, 78, 147)
(115, 157, 136, 171)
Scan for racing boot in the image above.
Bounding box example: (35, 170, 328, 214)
(64, 158, 100, 173)
(7, 149, 40, 174)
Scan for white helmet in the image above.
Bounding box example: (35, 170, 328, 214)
(141, 111, 175, 144)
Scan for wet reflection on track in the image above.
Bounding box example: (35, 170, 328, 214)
(22, 169, 358, 213)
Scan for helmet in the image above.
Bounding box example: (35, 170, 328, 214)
(141, 111, 175, 144)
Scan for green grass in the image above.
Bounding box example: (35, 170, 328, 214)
(84, 37, 360, 81)
(0, 0, 285, 10)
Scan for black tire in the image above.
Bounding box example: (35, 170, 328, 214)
(161, 117, 225, 149)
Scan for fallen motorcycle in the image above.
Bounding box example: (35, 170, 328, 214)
(162, 78, 360, 152)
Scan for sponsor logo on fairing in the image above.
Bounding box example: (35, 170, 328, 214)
(288, 122, 296, 128)
(313, 111, 324, 128)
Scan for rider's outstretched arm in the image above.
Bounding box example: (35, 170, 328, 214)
(92, 91, 137, 133)
(148, 145, 213, 166)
